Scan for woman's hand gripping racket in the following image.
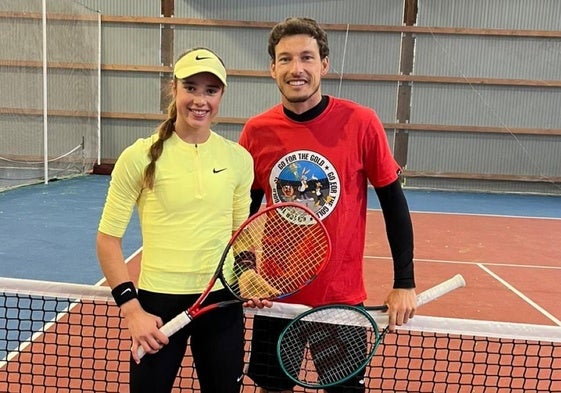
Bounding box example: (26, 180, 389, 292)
(276, 274, 466, 389)
(137, 202, 331, 360)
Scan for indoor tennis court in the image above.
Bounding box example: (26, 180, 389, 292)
(1, 175, 560, 392)
(1, 0, 561, 392)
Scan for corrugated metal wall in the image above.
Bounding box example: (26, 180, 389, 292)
(417, 0, 561, 30)
(5, 0, 558, 194)
(172, 1, 403, 121)
(75, 0, 162, 158)
(174, 0, 403, 24)
(408, 0, 561, 193)
(82, 0, 407, 159)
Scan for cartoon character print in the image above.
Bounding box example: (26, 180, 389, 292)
(313, 181, 327, 207)
(274, 177, 297, 202)
(297, 168, 312, 201)
(269, 150, 340, 221)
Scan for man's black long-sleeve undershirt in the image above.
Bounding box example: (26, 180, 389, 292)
(375, 179, 415, 289)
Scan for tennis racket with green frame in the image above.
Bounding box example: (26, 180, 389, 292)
(276, 274, 466, 389)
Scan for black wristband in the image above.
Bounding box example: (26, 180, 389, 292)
(111, 281, 138, 307)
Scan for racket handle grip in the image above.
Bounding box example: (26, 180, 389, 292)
(416, 274, 466, 306)
(137, 311, 192, 360)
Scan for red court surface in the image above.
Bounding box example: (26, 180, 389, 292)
(362, 211, 561, 326)
(123, 209, 561, 325)
(2, 205, 560, 392)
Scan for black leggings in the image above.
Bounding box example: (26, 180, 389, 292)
(129, 289, 244, 393)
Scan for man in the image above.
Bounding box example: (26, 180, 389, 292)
(239, 17, 416, 392)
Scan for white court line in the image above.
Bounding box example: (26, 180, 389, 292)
(409, 210, 561, 221)
(365, 255, 561, 326)
(0, 248, 142, 368)
(368, 207, 561, 221)
(365, 255, 561, 270)
(477, 263, 561, 326)
(92, 246, 143, 286)
(364, 208, 561, 324)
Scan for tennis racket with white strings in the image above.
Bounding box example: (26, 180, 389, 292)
(137, 202, 331, 359)
(276, 274, 466, 389)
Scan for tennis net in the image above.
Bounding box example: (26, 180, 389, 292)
(1, 276, 560, 393)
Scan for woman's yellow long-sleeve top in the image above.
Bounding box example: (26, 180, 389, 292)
(98, 131, 254, 294)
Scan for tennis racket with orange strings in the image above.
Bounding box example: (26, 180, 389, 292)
(137, 202, 331, 359)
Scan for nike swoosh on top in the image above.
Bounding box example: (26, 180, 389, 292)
(195, 55, 212, 60)
(213, 168, 227, 174)
(120, 288, 132, 296)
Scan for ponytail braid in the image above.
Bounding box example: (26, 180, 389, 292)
(142, 98, 177, 190)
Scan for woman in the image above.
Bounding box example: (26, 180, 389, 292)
(96, 47, 253, 393)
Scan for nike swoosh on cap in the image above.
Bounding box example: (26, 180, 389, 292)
(195, 55, 212, 60)
(213, 168, 227, 174)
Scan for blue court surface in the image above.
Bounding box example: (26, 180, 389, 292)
(374, 188, 561, 218)
(0, 175, 140, 283)
(0, 174, 560, 285)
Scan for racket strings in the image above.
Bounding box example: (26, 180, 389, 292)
(228, 205, 330, 299)
(278, 306, 380, 388)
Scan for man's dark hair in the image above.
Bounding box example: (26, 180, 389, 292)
(268, 17, 329, 60)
